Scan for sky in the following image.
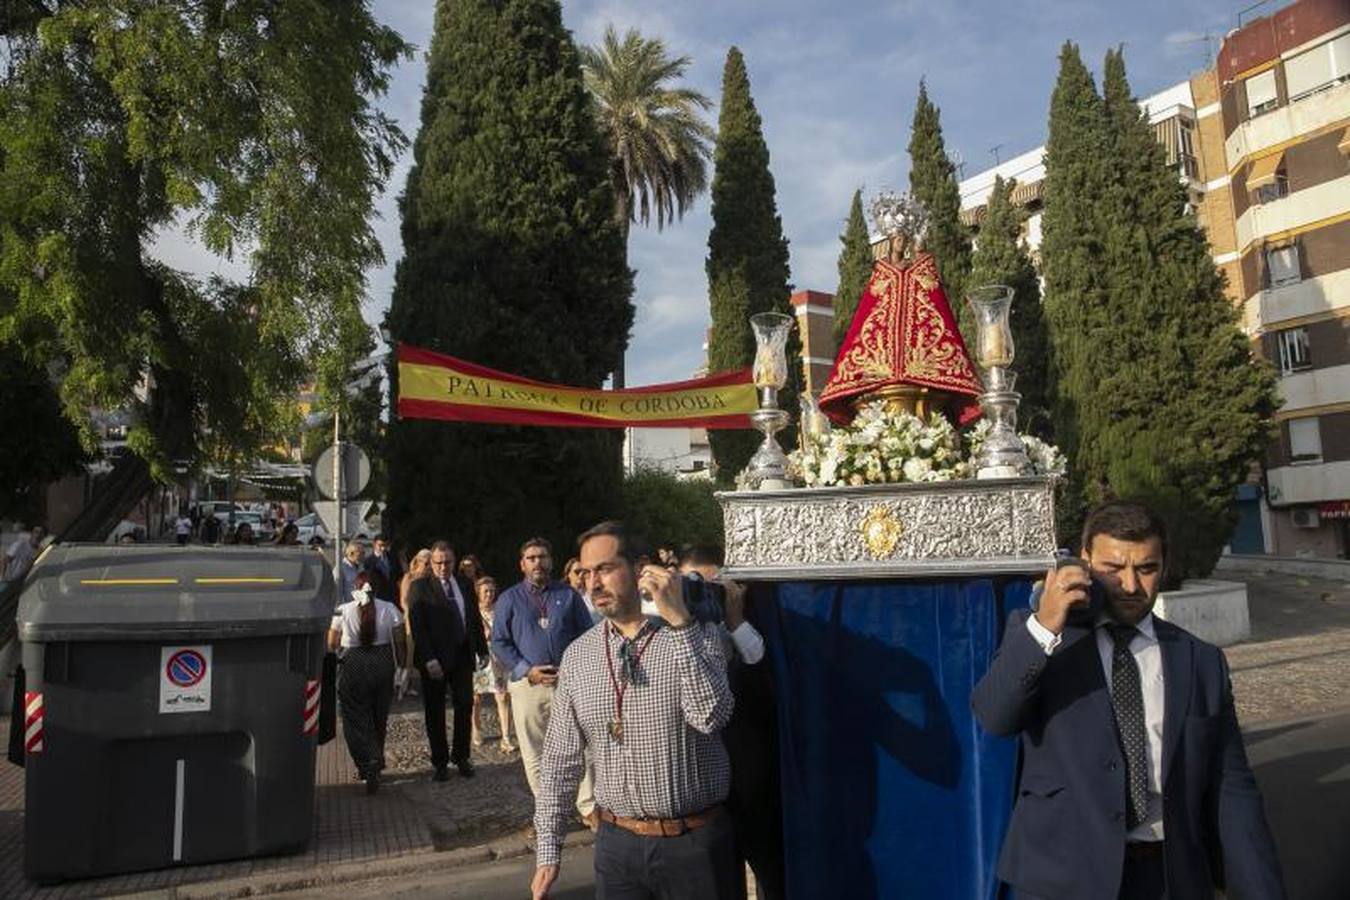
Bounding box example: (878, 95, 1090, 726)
(154, 0, 1256, 388)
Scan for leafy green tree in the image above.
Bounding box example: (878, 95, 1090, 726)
(705, 47, 797, 482)
(580, 25, 713, 388)
(0, 347, 87, 521)
(1091, 49, 1276, 580)
(1039, 42, 1114, 541)
(907, 80, 972, 339)
(383, 0, 633, 576)
(0, 2, 408, 481)
(833, 189, 873, 347)
(620, 468, 724, 551)
(968, 175, 1051, 434)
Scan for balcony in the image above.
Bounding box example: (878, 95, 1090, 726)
(1225, 79, 1350, 167)
(1267, 459, 1350, 506)
(1278, 363, 1350, 412)
(1246, 268, 1350, 330)
(1235, 173, 1350, 251)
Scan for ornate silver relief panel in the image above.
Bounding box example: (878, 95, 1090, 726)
(717, 477, 1058, 581)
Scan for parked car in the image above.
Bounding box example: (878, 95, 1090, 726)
(226, 510, 274, 543)
(294, 512, 329, 546)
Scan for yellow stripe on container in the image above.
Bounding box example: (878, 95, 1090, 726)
(79, 578, 179, 586)
(194, 577, 287, 585)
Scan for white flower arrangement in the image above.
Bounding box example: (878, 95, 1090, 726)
(962, 419, 1067, 478)
(792, 403, 972, 487)
(790, 402, 1065, 488)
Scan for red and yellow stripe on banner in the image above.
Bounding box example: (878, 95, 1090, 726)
(397, 344, 757, 429)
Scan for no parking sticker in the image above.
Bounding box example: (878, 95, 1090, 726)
(159, 646, 213, 713)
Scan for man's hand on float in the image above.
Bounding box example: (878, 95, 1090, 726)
(639, 564, 690, 628)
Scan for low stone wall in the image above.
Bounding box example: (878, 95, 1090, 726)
(1216, 554, 1350, 582)
(1154, 579, 1251, 647)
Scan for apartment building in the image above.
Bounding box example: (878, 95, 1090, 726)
(791, 289, 837, 396)
(1219, 0, 1350, 557)
(956, 0, 1350, 558)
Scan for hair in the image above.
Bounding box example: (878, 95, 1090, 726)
(562, 557, 580, 577)
(576, 520, 649, 565)
(430, 540, 453, 556)
(353, 572, 376, 647)
(409, 548, 432, 576)
(345, 540, 364, 557)
(520, 536, 552, 557)
(1080, 501, 1169, 571)
(373, 533, 388, 544)
(459, 554, 483, 578)
(475, 575, 497, 603)
(678, 544, 724, 569)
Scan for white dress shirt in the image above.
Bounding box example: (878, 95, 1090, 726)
(729, 621, 766, 665)
(1026, 612, 1166, 841)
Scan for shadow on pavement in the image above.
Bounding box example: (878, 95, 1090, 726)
(1251, 717, 1350, 900)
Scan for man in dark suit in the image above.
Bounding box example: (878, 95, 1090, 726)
(972, 501, 1284, 900)
(407, 540, 487, 780)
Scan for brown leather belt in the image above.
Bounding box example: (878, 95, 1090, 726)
(596, 805, 721, 838)
(1125, 841, 1165, 860)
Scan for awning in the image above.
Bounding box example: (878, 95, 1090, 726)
(1247, 152, 1284, 190)
(1320, 500, 1350, 520)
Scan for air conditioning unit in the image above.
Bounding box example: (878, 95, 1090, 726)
(1291, 508, 1321, 529)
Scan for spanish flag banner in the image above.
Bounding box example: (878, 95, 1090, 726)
(397, 344, 757, 429)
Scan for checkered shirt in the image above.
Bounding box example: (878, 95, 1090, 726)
(533, 618, 734, 867)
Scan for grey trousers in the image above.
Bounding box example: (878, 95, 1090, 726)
(593, 809, 739, 900)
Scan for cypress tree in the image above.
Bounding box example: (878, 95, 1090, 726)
(908, 81, 973, 339)
(383, 0, 633, 574)
(833, 188, 874, 347)
(968, 175, 1051, 435)
(1093, 49, 1276, 580)
(1039, 42, 1113, 542)
(705, 47, 796, 483)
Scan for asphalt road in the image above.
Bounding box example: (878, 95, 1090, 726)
(1247, 709, 1350, 900)
(275, 709, 1350, 900)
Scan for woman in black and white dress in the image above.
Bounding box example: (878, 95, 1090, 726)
(328, 572, 407, 793)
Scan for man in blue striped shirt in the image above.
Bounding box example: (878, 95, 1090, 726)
(492, 537, 596, 825)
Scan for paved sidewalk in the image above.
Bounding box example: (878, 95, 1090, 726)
(0, 705, 559, 899)
(1227, 571, 1350, 724)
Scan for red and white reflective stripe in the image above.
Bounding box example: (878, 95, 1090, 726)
(24, 691, 44, 754)
(302, 679, 320, 735)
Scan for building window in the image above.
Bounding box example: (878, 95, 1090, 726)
(1266, 244, 1302, 288)
(1285, 33, 1350, 102)
(1245, 69, 1278, 117)
(1288, 417, 1322, 464)
(1276, 327, 1311, 375)
(1254, 172, 1289, 204)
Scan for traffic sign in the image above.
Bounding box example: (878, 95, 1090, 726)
(312, 500, 374, 538)
(312, 442, 371, 499)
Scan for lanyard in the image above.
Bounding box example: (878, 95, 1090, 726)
(602, 621, 658, 742)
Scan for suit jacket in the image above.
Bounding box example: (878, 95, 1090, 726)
(971, 608, 1284, 900)
(406, 574, 486, 673)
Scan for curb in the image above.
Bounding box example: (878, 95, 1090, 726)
(115, 829, 597, 899)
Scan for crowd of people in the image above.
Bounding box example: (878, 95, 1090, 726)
(323, 523, 782, 900)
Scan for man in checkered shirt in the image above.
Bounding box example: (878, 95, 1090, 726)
(530, 521, 736, 900)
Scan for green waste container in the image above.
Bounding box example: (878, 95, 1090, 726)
(14, 544, 334, 883)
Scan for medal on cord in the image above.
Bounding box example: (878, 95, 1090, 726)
(603, 621, 658, 743)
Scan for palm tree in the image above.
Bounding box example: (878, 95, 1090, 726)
(580, 26, 715, 242)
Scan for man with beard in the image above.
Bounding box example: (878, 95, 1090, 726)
(491, 537, 596, 823)
(407, 541, 486, 780)
(530, 522, 735, 900)
(972, 502, 1284, 900)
